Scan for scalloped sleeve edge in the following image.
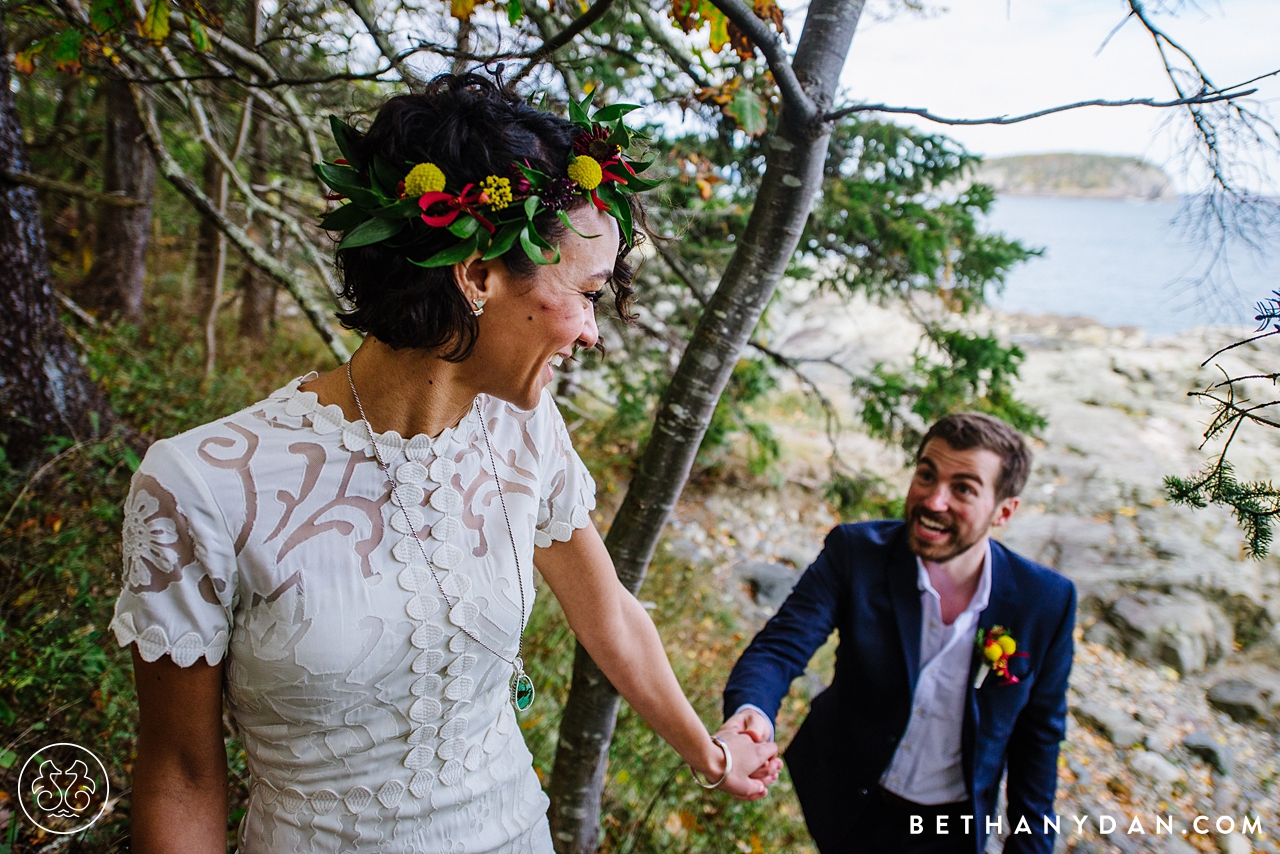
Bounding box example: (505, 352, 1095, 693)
(110, 605, 230, 667)
(533, 475, 597, 549)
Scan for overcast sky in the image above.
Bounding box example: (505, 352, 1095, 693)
(837, 0, 1280, 193)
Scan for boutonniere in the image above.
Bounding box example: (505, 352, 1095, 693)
(973, 626, 1028, 689)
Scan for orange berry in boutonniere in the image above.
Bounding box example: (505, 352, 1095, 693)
(984, 641, 1003, 663)
(998, 635, 1017, 656)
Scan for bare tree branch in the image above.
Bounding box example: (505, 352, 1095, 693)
(1123, 0, 1280, 301)
(342, 0, 429, 92)
(120, 68, 403, 88)
(128, 85, 351, 363)
(823, 88, 1259, 125)
(633, 0, 707, 88)
(123, 44, 341, 304)
(201, 23, 326, 163)
(748, 337, 844, 454)
(520, 3, 582, 94)
(652, 239, 710, 306)
(2, 169, 146, 207)
(512, 0, 617, 83)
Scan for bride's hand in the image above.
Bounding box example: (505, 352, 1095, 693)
(700, 729, 780, 801)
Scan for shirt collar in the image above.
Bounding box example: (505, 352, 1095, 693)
(915, 538, 993, 616)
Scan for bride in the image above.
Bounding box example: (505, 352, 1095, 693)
(113, 73, 779, 853)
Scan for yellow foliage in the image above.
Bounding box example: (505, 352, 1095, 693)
(451, 0, 480, 21)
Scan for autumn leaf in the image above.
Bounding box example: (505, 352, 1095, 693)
(88, 0, 131, 33)
(451, 0, 481, 21)
(704, 0, 728, 52)
(138, 0, 171, 42)
(723, 0, 787, 60)
(728, 20, 753, 59)
(188, 16, 211, 52)
(754, 0, 785, 34)
(13, 46, 40, 75)
(669, 0, 730, 53)
(49, 30, 84, 72)
(670, 0, 698, 32)
(695, 77, 740, 107)
(726, 85, 768, 137)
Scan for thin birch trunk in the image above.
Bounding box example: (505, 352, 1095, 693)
(547, 1, 868, 849)
(128, 85, 351, 363)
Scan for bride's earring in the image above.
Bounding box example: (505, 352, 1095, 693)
(472, 299, 486, 317)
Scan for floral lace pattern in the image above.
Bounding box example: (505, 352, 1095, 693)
(110, 376, 594, 853)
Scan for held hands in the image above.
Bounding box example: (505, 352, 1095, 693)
(705, 708, 783, 800)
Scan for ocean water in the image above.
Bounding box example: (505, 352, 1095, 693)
(981, 196, 1280, 336)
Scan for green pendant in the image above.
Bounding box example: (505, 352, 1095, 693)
(512, 673, 535, 711)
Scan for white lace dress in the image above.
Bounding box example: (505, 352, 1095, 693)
(110, 374, 596, 854)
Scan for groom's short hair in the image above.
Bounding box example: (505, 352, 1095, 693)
(917, 413, 1031, 501)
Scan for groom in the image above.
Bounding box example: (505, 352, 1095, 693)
(724, 413, 1075, 854)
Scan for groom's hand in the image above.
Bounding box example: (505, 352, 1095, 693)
(721, 707, 774, 744)
(717, 710, 783, 792)
(711, 729, 780, 800)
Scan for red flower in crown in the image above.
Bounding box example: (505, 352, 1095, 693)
(574, 126, 620, 162)
(418, 184, 496, 234)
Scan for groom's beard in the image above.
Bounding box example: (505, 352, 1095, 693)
(904, 506, 991, 563)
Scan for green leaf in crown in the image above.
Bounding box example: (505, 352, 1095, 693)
(314, 100, 659, 265)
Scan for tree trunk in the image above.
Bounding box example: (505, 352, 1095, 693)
(547, 1, 867, 849)
(0, 10, 109, 467)
(236, 0, 269, 343)
(77, 74, 155, 324)
(238, 106, 270, 342)
(194, 153, 228, 373)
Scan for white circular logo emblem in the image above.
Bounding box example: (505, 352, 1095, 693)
(17, 743, 111, 835)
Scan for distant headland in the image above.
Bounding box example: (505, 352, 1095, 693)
(971, 153, 1176, 200)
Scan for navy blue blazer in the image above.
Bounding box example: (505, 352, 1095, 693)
(724, 521, 1076, 854)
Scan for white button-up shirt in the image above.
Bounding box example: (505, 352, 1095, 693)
(880, 541, 992, 805)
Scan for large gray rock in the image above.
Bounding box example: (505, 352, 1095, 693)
(1205, 679, 1272, 725)
(1083, 619, 1123, 652)
(1072, 700, 1146, 748)
(733, 561, 800, 612)
(1128, 750, 1185, 787)
(1106, 590, 1234, 674)
(1183, 729, 1235, 776)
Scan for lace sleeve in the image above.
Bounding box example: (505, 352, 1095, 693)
(109, 439, 238, 667)
(533, 393, 597, 549)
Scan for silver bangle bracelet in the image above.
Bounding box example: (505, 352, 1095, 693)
(690, 735, 732, 789)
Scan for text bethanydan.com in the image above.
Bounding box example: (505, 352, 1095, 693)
(909, 813, 1263, 837)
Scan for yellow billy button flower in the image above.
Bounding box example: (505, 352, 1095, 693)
(984, 641, 1004, 663)
(997, 635, 1017, 656)
(567, 155, 603, 191)
(479, 175, 513, 211)
(404, 162, 446, 197)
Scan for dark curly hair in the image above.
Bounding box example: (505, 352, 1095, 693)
(333, 73, 640, 359)
(917, 412, 1031, 500)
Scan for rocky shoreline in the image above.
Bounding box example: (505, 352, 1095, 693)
(659, 301, 1279, 853)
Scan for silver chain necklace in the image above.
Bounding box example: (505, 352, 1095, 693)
(346, 362, 535, 712)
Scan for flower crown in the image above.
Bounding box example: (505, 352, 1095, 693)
(314, 96, 660, 268)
